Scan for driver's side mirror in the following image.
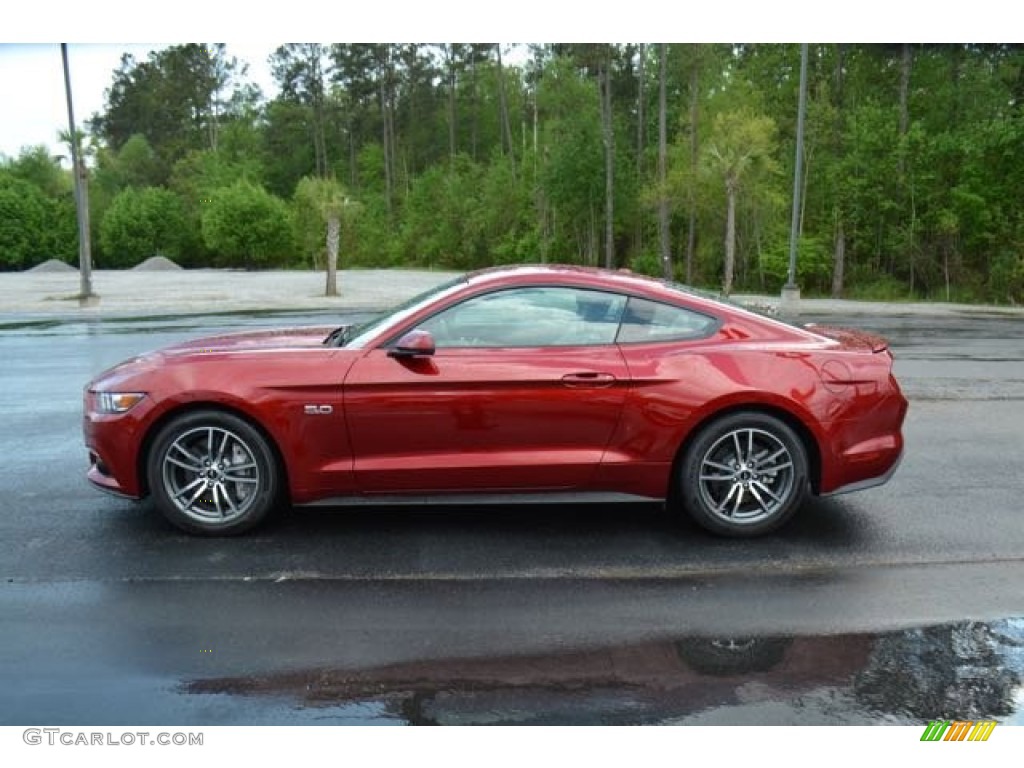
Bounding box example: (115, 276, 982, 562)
(387, 329, 436, 359)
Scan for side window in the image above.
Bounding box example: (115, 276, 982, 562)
(616, 297, 717, 343)
(417, 287, 627, 348)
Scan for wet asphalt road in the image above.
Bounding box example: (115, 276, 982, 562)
(1, 308, 1023, 725)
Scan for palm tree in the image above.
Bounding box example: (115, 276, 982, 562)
(324, 195, 344, 297)
(705, 111, 777, 295)
(295, 177, 359, 296)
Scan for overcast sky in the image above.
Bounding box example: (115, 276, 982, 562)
(0, 43, 278, 159)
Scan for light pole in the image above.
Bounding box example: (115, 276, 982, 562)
(782, 43, 809, 315)
(61, 43, 97, 306)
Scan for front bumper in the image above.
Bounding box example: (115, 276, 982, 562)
(86, 456, 140, 499)
(83, 395, 152, 500)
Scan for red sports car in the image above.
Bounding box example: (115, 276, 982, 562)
(83, 265, 907, 537)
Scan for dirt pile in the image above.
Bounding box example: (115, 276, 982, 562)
(27, 259, 77, 273)
(131, 256, 183, 271)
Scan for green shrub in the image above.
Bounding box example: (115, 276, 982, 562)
(844, 275, 913, 302)
(201, 181, 293, 269)
(989, 251, 1024, 304)
(99, 186, 187, 267)
(629, 252, 665, 278)
(0, 175, 77, 270)
(758, 236, 832, 293)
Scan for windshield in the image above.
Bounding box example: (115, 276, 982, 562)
(340, 275, 468, 348)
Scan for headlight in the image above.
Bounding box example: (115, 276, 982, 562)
(92, 391, 147, 414)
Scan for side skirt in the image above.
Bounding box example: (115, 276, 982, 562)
(295, 491, 664, 508)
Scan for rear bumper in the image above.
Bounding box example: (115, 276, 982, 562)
(819, 447, 903, 497)
(816, 383, 908, 495)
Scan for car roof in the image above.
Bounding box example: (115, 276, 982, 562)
(465, 264, 680, 298)
(462, 264, 821, 341)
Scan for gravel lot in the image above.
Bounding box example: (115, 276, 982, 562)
(0, 268, 459, 316)
(1, 267, 1022, 319)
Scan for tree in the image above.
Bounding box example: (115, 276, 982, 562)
(167, 147, 262, 265)
(330, 44, 382, 187)
(375, 45, 397, 215)
(261, 98, 318, 198)
(635, 43, 646, 258)
(398, 160, 480, 268)
(0, 176, 50, 269)
(496, 44, 516, 181)
(293, 176, 357, 295)
(5, 145, 72, 197)
(538, 56, 605, 263)
(201, 180, 293, 269)
(439, 44, 468, 163)
(657, 44, 670, 279)
(564, 44, 618, 269)
(270, 44, 330, 178)
(830, 44, 848, 298)
(395, 44, 443, 176)
(170, 147, 261, 207)
(466, 44, 494, 160)
(704, 111, 778, 294)
(0, 150, 78, 268)
(684, 45, 706, 284)
(548, 45, 620, 267)
(109, 134, 162, 189)
(91, 44, 246, 178)
(71, 42, 1024, 302)
(599, 49, 615, 269)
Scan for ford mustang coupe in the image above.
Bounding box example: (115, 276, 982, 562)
(83, 265, 907, 537)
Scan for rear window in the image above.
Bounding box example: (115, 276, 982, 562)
(616, 297, 718, 343)
(662, 281, 804, 330)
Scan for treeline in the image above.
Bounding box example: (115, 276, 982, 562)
(2, 43, 1024, 302)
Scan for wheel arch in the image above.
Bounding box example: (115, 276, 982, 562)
(137, 401, 291, 502)
(668, 401, 823, 500)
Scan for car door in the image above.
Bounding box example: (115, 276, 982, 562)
(343, 286, 631, 494)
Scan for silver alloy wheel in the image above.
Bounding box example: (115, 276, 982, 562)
(161, 426, 261, 524)
(696, 427, 796, 526)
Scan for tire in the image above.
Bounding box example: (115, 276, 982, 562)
(146, 409, 280, 536)
(674, 637, 792, 676)
(678, 411, 808, 537)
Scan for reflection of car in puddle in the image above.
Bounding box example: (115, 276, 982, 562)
(674, 637, 792, 676)
(181, 621, 1024, 723)
(185, 632, 875, 724)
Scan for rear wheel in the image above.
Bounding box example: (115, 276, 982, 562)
(674, 637, 792, 676)
(678, 411, 808, 537)
(146, 410, 280, 536)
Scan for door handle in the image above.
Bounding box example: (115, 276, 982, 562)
(561, 372, 616, 388)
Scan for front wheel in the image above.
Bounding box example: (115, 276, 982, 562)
(146, 410, 280, 536)
(677, 412, 809, 537)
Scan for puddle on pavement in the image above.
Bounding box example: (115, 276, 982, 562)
(182, 617, 1024, 725)
(0, 318, 63, 332)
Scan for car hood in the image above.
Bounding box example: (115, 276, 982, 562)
(87, 326, 342, 391)
(160, 326, 338, 355)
